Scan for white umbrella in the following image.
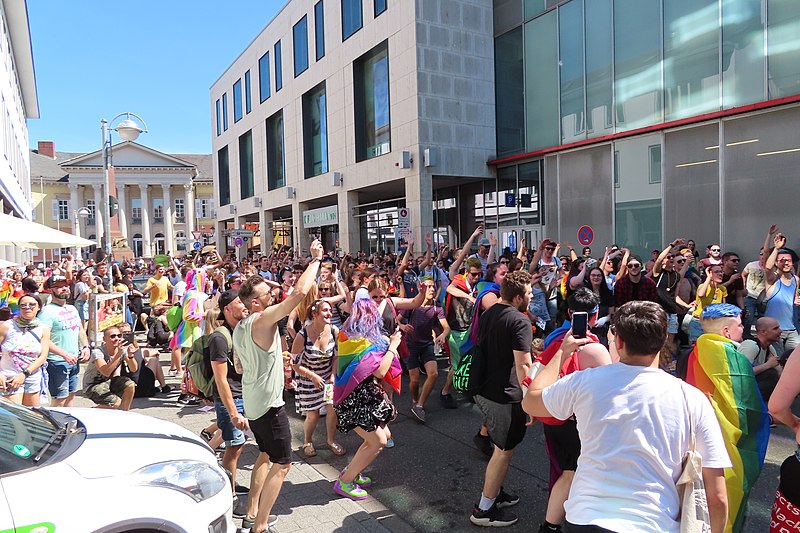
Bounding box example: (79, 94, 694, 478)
(0, 259, 17, 268)
(0, 213, 96, 249)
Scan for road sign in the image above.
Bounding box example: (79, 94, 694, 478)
(398, 208, 410, 229)
(578, 225, 594, 246)
(227, 229, 255, 238)
(193, 241, 202, 251)
(192, 230, 203, 241)
(234, 237, 244, 248)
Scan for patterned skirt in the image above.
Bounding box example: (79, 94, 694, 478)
(334, 377, 396, 433)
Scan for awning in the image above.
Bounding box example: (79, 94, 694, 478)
(0, 213, 96, 249)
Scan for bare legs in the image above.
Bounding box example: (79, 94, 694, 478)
(339, 425, 390, 483)
(409, 359, 439, 408)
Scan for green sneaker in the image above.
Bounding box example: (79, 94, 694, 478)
(340, 468, 372, 487)
(333, 478, 368, 500)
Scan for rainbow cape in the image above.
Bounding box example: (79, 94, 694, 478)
(171, 269, 208, 349)
(686, 333, 769, 533)
(0, 280, 22, 316)
(334, 331, 401, 405)
(461, 280, 500, 353)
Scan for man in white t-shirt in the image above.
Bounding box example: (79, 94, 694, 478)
(522, 300, 731, 533)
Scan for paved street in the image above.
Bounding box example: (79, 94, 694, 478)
(66, 347, 794, 532)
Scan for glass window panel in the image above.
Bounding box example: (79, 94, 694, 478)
(722, 0, 765, 107)
(585, 0, 613, 138)
(614, 0, 662, 131)
(557, 146, 613, 245)
(518, 160, 543, 225)
(545, 155, 558, 232)
(222, 92, 228, 131)
(303, 83, 329, 177)
(723, 107, 800, 251)
(495, 27, 525, 157)
(559, 0, 586, 143)
(267, 111, 285, 190)
(614, 135, 662, 259)
(218, 146, 230, 205)
(342, 0, 363, 41)
(355, 41, 391, 162)
(524, 0, 545, 20)
(245, 70, 252, 113)
(664, 0, 720, 121)
(233, 79, 243, 123)
(274, 41, 283, 91)
(649, 144, 662, 183)
(259, 51, 271, 102)
(293, 15, 309, 77)
(767, 0, 800, 98)
(239, 130, 254, 199)
(315, 1, 326, 61)
(663, 124, 719, 245)
(525, 10, 559, 150)
(215, 99, 221, 136)
(497, 166, 517, 227)
(375, 0, 387, 17)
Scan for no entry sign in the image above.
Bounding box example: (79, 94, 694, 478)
(578, 225, 594, 246)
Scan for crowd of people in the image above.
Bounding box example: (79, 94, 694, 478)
(0, 223, 798, 533)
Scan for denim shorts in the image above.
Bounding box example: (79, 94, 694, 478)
(214, 397, 246, 446)
(47, 360, 80, 399)
(1, 369, 42, 395)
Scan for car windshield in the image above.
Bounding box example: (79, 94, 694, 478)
(0, 401, 61, 474)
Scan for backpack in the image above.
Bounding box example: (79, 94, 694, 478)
(166, 304, 183, 332)
(452, 344, 487, 396)
(184, 326, 233, 399)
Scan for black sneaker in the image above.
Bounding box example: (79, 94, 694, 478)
(473, 432, 494, 458)
(495, 487, 519, 508)
(232, 494, 248, 519)
(470, 503, 518, 527)
(440, 393, 457, 409)
(240, 515, 278, 532)
(200, 429, 214, 442)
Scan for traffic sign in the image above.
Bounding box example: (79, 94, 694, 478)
(398, 208, 410, 229)
(193, 241, 202, 251)
(192, 230, 203, 241)
(227, 229, 255, 238)
(578, 225, 594, 246)
(234, 237, 244, 248)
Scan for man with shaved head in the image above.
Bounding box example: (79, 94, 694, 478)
(738, 316, 783, 402)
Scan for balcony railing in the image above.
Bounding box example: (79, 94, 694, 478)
(131, 217, 142, 224)
(175, 216, 186, 223)
(86, 218, 95, 226)
(154, 217, 164, 224)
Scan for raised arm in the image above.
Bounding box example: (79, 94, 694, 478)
(398, 238, 415, 276)
(528, 239, 547, 274)
(764, 233, 785, 286)
(487, 232, 498, 264)
(449, 225, 483, 279)
(419, 232, 433, 270)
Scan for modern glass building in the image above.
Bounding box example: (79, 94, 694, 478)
(491, 0, 800, 257)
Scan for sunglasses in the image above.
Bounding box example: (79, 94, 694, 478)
(710, 248, 720, 252)
(18, 303, 37, 309)
(467, 271, 482, 277)
(108, 333, 123, 339)
(545, 247, 556, 251)
(729, 258, 740, 262)
(499, 260, 509, 264)
(675, 259, 686, 263)
(627, 263, 641, 268)
(319, 287, 332, 292)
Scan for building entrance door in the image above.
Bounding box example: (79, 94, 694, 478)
(498, 226, 541, 255)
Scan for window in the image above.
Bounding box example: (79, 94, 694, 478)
(132, 234, 142, 258)
(559, 0, 586, 143)
(525, 10, 559, 151)
(303, 82, 329, 177)
(87, 199, 96, 223)
(57, 199, 69, 221)
(354, 41, 391, 162)
(153, 199, 164, 222)
(239, 130, 254, 199)
(174, 198, 185, 221)
(233, 79, 243, 123)
(342, 0, 363, 41)
(315, 1, 325, 60)
(274, 41, 283, 91)
(767, 0, 800, 98)
(244, 70, 252, 114)
(266, 110, 285, 190)
(293, 15, 309, 77)
(131, 199, 142, 221)
(648, 144, 662, 183)
(495, 27, 525, 157)
(176, 231, 187, 252)
(258, 51, 271, 102)
(215, 99, 221, 135)
(374, 0, 386, 17)
(197, 198, 210, 219)
(222, 92, 229, 131)
(218, 146, 231, 205)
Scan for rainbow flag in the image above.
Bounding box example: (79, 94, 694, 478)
(686, 333, 769, 533)
(461, 280, 500, 353)
(334, 331, 401, 405)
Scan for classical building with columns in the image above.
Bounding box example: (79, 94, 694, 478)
(30, 141, 214, 261)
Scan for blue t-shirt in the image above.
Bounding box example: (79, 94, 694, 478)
(38, 303, 82, 361)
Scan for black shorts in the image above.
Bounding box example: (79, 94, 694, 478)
(543, 418, 581, 471)
(474, 395, 527, 451)
(249, 406, 292, 464)
(407, 342, 437, 370)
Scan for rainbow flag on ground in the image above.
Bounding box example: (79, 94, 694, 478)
(334, 331, 401, 405)
(686, 332, 769, 533)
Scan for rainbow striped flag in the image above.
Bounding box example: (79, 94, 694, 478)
(686, 333, 769, 533)
(334, 331, 401, 405)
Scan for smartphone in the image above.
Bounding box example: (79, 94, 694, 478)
(572, 312, 588, 338)
(123, 332, 135, 345)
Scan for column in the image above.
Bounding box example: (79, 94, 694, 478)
(184, 183, 195, 235)
(337, 190, 360, 253)
(294, 201, 312, 256)
(117, 184, 129, 242)
(259, 209, 272, 255)
(138, 184, 151, 257)
(162, 184, 174, 254)
(405, 171, 433, 247)
(92, 184, 104, 250)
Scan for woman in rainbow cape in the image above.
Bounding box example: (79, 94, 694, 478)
(461, 261, 508, 353)
(172, 269, 209, 374)
(332, 298, 402, 502)
(685, 303, 769, 533)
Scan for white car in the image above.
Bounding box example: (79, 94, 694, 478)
(0, 401, 235, 533)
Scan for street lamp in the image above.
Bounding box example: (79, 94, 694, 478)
(74, 206, 91, 258)
(101, 112, 147, 285)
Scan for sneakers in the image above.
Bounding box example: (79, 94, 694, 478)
(411, 404, 426, 423)
(440, 393, 457, 409)
(333, 478, 368, 501)
(385, 437, 395, 448)
(473, 432, 494, 458)
(470, 503, 518, 527)
(340, 468, 373, 488)
(239, 514, 278, 532)
(232, 494, 248, 519)
(495, 487, 519, 508)
(200, 428, 214, 442)
(160, 384, 172, 394)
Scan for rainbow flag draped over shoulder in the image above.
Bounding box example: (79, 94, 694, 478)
(334, 331, 401, 405)
(461, 280, 500, 353)
(686, 333, 769, 533)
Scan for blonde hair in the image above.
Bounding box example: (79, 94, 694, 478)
(204, 307, 220, 334)
(295, 284, 319, 324)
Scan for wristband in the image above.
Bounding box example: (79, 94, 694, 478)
(22, 367, 31, 377)
(521, 376, 532, 388)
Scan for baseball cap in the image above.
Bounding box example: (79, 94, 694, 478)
(201, 245, 216, 255)
(217, 289, 239, 321)
(478, 238, 491, 247)
(45, 275, 69, 289)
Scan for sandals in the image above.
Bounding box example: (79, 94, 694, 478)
(302, 443, 317, 457)
(328, 442, 346, 456)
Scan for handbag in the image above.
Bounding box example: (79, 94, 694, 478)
(676, 383, 712, 533)
(755, 288, 769, 316)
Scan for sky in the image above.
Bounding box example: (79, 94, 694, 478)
(26, 1, 286, 155)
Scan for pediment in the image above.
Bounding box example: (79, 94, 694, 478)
(61, 141, 194, 170)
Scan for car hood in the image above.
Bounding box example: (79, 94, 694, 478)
(50, 407, 215, 478)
